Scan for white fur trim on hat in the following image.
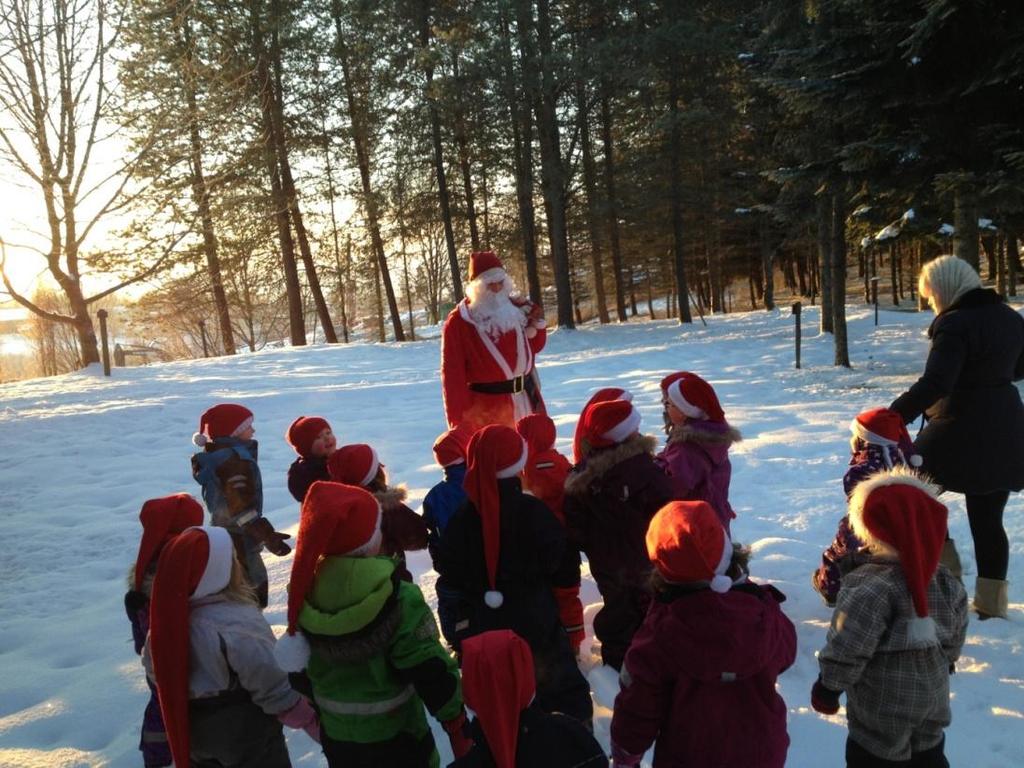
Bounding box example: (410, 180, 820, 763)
(601, 405, 642, 444)
(847, 467, 941, 554)
(475, 267, 507, 285)
(849, 418, 898, 447)
(274, 630, 311, 673)
(496, 439, 528, 479)
(347, 505, 384, 557)
(230, 415, 254, 438)
(484, 590, 504, 608)
(360, 448, 381, 488)
(709, 529, 734, 594)
(668, 380, 707, 420)
(192, 526, 233, 600)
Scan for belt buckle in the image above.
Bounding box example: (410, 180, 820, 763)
(512, 375, 524, 394)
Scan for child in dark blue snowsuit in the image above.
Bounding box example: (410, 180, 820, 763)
(190, 404, 291, 608)
(422, 426, 471, 648)
(125, 494, 204, 767)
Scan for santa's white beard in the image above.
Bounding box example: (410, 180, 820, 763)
(467, 279, 526, 339)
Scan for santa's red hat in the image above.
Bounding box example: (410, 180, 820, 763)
(468, 251, 506, 283)
(851, 407, 923, 468)
(464, 425, 528, 609)
(578, 400, 642, 454)
(433, 425, 472, 467)
(133, 494, 205, 591)
(572, 388, 633, 463)
(462, 630, 536, 768)
(286, 416, 331, 458)
(664, 372, 725, 423)
(646, 500, 733, 592)
(192, 403, 253, 447)
(150, 526, 235, 768)
(327, 443, 380, 488)
(516, 413, 558, 456)
(275, 481, 383, 671)
(848, 468, 947, 641)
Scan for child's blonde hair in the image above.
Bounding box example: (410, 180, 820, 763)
(222, 553, 259, 605)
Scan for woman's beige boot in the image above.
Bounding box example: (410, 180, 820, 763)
(940, 538, 963, 582)
(973, 577, 1009, 620)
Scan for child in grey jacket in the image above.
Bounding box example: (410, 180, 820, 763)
(145, 526, 318, 767)
(811, 469, 968, 768)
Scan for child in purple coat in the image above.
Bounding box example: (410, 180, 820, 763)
(811, 407, 927, 606)
(611, 500, 796, 768)
(124, 494, 205, 767)
(656, 372, 740, 533)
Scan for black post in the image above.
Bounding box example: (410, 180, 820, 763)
(792, 301, 802, 369)
(871, 276, 880, 326)
(198, 319, 210, 358)
(97, 309, 111, 376)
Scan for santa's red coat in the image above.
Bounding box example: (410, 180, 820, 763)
(441, 299, 547, 431)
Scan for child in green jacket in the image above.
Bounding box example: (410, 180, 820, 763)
(275, 481, 472, 768)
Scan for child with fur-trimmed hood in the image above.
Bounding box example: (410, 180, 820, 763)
(327, 443, 429, 583)
(811, 468, 968, 767)
(656, 373, 740, 533)
(563, 399, 677, 670)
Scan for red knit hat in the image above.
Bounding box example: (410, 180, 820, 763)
(133, 494, 205, 591)
(286, 416, 331, 458)
(464, 425, 528, 609)
(572, 388, 633, 463)
(516, 413, 557, 456)
(462, 630, 536, 768)
(327, 443, 380, 487)
(578, 400, 642, 454)
(192, 403, 253, 447)
(150, 526, 235, 768)
(646, 500, 733, 592)
(433, 424, 473, 467)
(275, 481, 383, 671)
(664, 373, 725, 422)
(469, 251, 506, 283)
(851, 407, 923, 468)
(848, 469, 948, 640)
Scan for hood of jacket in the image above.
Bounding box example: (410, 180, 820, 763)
(374, 484, 408, 512)
(664, 421, 741, 466)
(300, 555, 398, 635)
(565, 434, 659, 495)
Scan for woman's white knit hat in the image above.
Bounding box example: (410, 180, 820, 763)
(919, 255, 982, 313)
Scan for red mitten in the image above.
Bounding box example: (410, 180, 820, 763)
(553, 586, 585, 654)
(811, 677, 841, 715)
(278, 697, 319, 741)
(443, 711, 472, 759)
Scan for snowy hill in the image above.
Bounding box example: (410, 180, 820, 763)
(1, 305, 1021, 767)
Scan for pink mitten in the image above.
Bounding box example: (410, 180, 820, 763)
(279, 696, 319, 742)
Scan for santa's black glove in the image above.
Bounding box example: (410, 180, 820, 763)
(811, 676, 841, 715)
(246, 516, 292, 556)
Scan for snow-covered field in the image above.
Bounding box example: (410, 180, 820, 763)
(1, 304, 1022, 767)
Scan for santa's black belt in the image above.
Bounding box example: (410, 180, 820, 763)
(470, 374, 535, 395)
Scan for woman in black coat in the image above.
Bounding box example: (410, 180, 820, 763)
(891, 255, 1024, 618)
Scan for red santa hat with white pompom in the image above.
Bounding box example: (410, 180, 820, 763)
(572, 388, 633, 463)
(850, 407, 923, 468)
(464, 425, 529, 609)
(468, 251, 507, 284)
(192, 403, 253, 447)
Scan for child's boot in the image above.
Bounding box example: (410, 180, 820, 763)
(973, 577, 1009, 620)
(940, 538, 963, 582)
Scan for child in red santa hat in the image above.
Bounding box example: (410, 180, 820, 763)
(563, 399, 677, 670)
(452, 629, 606, 768)
(190, 403, 291, 607)
(125, 494, 205, 768)
(811, 407, 944, 607)
(516, 413, 584, 657)
(657, 372, 741, 533)
(327, 443, 428, 582)
(611, 500, 796, 768)
(273, 481, 471, 767)
(423, 425, 473, 648)
(812, 468, 968, 768)
(571, 387, 633, 466)
(434, 425, 593, 726)
(286, 416, 338, 503)
(145, 526, 317, 768)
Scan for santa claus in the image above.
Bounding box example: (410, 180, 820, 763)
(441, 251, 547, 431)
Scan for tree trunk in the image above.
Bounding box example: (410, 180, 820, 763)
(667, 49, 692, 324)
(331, 1, 405, 340)
(831, 191, 850, 367)
(452, 50, 481, 252)
(334, 235, 351, 343)
(1008, 230, 1019, 297)
(599, 86, 628, 322)
(817, 195, 833, 333)
(759, 218, 776, 311)
(889, 242, 899, 306)
(953, 185, 980, 270)
(498, 6, 541, 304)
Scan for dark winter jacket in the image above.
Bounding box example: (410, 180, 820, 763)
(657, 420, 740, 531)
(423, 464, 468, 560)
(287, 455, 329, 503)
(563, 434, 677, 669)
(611, 582, 796, 768)
(375, 486, 430, 583)
(435, 478, 593, 724)
(125, 587, 171, 767)
(891, 288, 1024, 493)
(449, 702, 607, 768)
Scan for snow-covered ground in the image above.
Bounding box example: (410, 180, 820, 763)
(1, 304, 1022, 768)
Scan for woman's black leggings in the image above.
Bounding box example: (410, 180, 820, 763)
(965, 490, 1010, 580)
